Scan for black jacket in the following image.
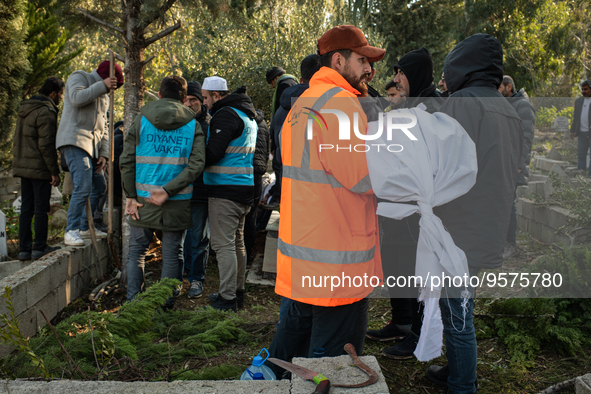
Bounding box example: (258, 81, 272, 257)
(435, 33, 523, 270)
(205, 88, 257, 205)
(12, 95, 60, 180)
(570, 96, 591, 137)
(192, 105, 212, 203)
(508, 88, 535, 186)
(254, 109, 270, 176)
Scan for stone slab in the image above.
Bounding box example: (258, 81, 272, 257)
(290, 355, 389, 394)
(262, 231, 278, 274)
(0, 272, 29, 316)
(534, 157, 570, 172)
(516, 185, 529, 199)
(547, 206, 571, 230)
(246, 256, 275, 287)
(528, 173, 548, 182)
(543, 164, 571, 199)
(577, 373, 591, 394)
(0, 380, 292, 394)
(265, 210, 280, 232)
(0, 260, 29, 280)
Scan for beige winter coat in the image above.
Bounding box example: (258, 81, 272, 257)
(56, 70, 109, 158)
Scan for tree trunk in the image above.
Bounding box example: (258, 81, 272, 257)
(121, 0, 145, 286)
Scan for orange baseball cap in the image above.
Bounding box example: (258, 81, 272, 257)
(317, 25, 386, 62)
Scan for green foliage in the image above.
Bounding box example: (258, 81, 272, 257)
(22, 0, 84, 98)
(0, 0, 31, 165)
(477, 297, 591, 367)
(536, 106, 574, 128)
(0, 286, 50, 378)
(174, 363, 243, 380)
(547, 173, 591, 242)
(0, 279, 250, 380)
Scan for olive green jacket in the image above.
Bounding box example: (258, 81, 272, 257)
(12, 95, 60, 180)
(120, 98, 205, 231)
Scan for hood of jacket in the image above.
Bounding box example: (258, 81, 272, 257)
(280, 83, 309, 110)
(444, 34, 503, 95)
(18, 95, 56, 118)
(394, 47, 434, 97)
(211, 87, 257, 120)
(141, 98, 195, 130)
(511, 87, 529, 100)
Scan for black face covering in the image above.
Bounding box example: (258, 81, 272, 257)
(394, 47, 434, 97)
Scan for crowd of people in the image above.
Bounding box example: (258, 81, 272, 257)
(11, 22, 591, 393)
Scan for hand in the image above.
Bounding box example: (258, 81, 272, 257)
(259, 193, 271, 206)
(50, 175, 61, 187)
(95, 157, 107, 173)
(103, 76, 117, 91)
(145, 187, 169, 206)
(126, 198, 143, 220)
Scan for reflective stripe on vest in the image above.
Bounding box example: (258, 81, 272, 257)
(135, 117, 195, 201)
(278, 238, 374, 264)
(282, 87, 372, 194)
(203, 107, 257, 186)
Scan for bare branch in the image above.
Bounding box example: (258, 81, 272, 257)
(114, 52, 126, 63)
(145, 89, 159, 100)
(143, 21, 182, 48)
(140, 0, 177, 31)
(141, 55, 156, 68)
(78, 8, 125, 35)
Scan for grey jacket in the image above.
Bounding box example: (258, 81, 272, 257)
(508, 88, 535, 185)
(56, 70, 109, 158)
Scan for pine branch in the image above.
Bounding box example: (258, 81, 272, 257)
(139, 0, 178, 31)
(78, 7, 126, 39)
(143, 21, 181, 48)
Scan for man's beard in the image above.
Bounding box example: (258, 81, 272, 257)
(343, 64, 369, 97)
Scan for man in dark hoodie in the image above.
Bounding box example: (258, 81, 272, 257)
(393, 47, 443, 112)
(120, 76, 206, 304)
(426, 34, 522, 393)
(366, 47, 442, 361)
(13, 77, 64, 261)
(262, 55, 322, 212)
(202, 76, 258, 312)
(266, 66, 298, 122)
(499, 75, 535, 259)
(181, 81, 212, 298)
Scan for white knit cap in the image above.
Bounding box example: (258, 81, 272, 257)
(202, 76, 228, 91)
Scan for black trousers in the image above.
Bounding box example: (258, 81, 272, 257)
(19, 177, 52, 252)
(380, 213, 423, 336)
(267, 298, 369, 377)
(244, 175, 263, 261)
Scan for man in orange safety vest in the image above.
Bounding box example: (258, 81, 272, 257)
(268, 25, 385, 375)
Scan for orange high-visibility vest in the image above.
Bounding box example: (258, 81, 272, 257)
(275, 67, 382, 307)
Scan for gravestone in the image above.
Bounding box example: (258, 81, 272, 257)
(544, 164, 571, 200)
(553, 116, 569, 138)
(0, 210, 6, 257)
(547, 146, 563, 161)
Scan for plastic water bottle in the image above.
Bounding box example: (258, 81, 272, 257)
(240, 348, 276, 380)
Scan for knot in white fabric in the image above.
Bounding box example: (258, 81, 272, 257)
(417, 201, 434, 217)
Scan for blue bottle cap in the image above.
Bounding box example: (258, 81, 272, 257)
(253, 372, 264, 380)
(252, 355, 263, 366)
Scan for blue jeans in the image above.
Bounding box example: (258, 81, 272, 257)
(126, 225, 185, 301)
(62, 146, 106, 232)
(440, 281, 477, 394)
(577, 132, 590, 175)
(180, 202, 209, 283)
